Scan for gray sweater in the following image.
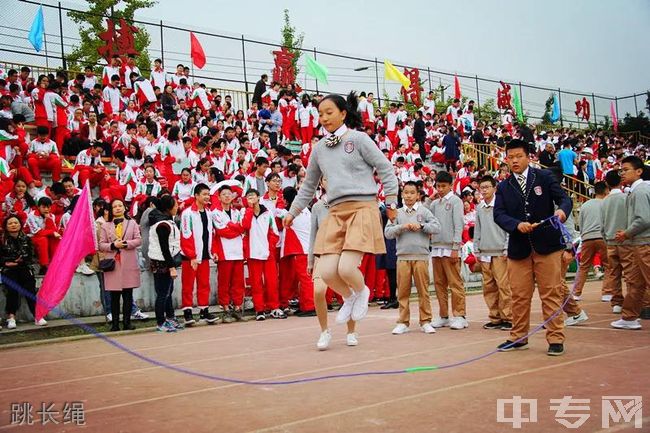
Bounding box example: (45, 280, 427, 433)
(288, 129, 398, 217)
(427, 192, 464, 250)
(385, 203, 440, 260)
(578, 198, 604, 241)
(625, 181, 650, 245)
(308, 199, 329, 269)
(474, 200, 508, 256)
(600, 190, 628, 246)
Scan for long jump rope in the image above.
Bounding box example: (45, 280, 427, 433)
(1, 215, 579, 385)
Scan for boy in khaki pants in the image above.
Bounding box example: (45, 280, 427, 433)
(385, 181, 441, 335)
(475, 175, 512, 330)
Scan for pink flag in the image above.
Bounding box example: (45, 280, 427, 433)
(36, 184, 97, 320)
(610, 101, 618, 133)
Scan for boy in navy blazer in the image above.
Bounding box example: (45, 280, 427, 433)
(493, 139, 572, 356)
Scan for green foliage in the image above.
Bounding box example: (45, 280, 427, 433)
(475, 98, 500, 124)
(541, 93, 554, 125)
(66, 0, 156, 73)
(620, 111, 650, 135)
(280, 9, 304, 77)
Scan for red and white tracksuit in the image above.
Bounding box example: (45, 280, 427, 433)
(27, 139, 61, 182)
(296, 103, 317, 144)
(211, 204, 246, 308)
(280, 208, 314, 311)
(73, 149, 105, 188)
(100, 162, 136, 202)
(180, 203, 214, 310)
(24, 209, 60, 266)
(242, 205, 280, 312)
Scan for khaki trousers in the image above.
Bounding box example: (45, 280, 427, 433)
(508, 250, 565, 345)
(621, 245, 650, 320)
(605, 245, 625, 306)
(432, 256, 465, 317)
(574, 239, 611, 296)
(560, 252, 582, 317)
(480, 256, 512, 323)
(396, 260, 432, 326)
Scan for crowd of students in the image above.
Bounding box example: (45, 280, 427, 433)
(0, 62, 648, 350)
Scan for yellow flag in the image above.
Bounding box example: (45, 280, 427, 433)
(384, 60, 410, 89)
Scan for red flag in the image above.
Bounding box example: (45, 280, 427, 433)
(454, 75, 461, 99)
(35, 184, 97, 320)
(190, 32, 206, 69)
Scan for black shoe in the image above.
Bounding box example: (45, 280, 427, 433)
(327, 304, 334, 311)
(255, 312, 266, 321)
(500, 321, 513, 330)
(547, 343, 565, 356)
(381, 300, 399, 310)
(640, 307, 650, 320)
(183, 309, 196, 326)
(199, 308, 219, 324)
(122, 323, 136, 331)
(295, 309, 317, 317)
(483, 321, 503, 330)
(109, 325, 120, 332)
(497, 340, 529, 352)
(39, 265, 48, 275)
(231, 308, 243, 322)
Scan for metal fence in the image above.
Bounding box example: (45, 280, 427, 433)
(1, 0, 648, 125)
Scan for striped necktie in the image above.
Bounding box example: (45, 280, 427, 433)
(517, 174, 527, 193)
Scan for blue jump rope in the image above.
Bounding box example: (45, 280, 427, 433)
(1, 215, 578, 385)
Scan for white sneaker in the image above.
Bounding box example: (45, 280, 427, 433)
(317, 330, 332, 351)
(565, 310, 589, 326)
(392, 323, 410, 335)
(611, 319, 642, 330)
(131, 310, 149, 320)
(336, 292, 357, 324)
(106, 313, 112, 322)
(346, 333, 359, 346)
(421, 322, 437, 334)
(75, 262, 95, 275)
(6, 318, 16, 329)
(449, 317, 469, 330)
(594, 268, 604, 279)
(612, 305, 623, 314)
(350, 286, 370, 322)
(35, 318, 48, 326)
(431, 317, 450, 328)
(601, 294, 613, 302)
(573, 294, 582, 301)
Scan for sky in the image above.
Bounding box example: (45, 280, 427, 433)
(137, 0, 649, 97)
(3, 0, 649, 121)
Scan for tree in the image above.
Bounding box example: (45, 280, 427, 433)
(280, 9, 304, 77)
(541, 93, 554, 125)
(66, 0, 156, 73)
(620, 112, 650, 135)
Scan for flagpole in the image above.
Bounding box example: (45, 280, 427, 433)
(44, 31, 50, 69)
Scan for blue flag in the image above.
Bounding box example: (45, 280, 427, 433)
(550, 94, 560, 123)
(28, 6, 45, 52)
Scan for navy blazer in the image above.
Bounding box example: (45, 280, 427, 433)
(494, 167, 572, 260)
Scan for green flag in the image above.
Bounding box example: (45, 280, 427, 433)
(305, 56, 329, 84)
(513, 87, 524, 123)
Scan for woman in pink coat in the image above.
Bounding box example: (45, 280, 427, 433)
(99, 199, 142, 331)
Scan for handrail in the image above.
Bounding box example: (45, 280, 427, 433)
(461, 143, 592, 206)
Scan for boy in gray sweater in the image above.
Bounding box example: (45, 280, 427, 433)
(612, 156, 650, 329)
(385, 181, 441, 335)
(574, 181, 610, 300)
(600, 170, 628, 314)
(474, 175, 512, 330)
(426, 171, 467, 330)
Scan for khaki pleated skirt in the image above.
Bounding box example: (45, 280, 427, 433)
(313, 201, 386, 255)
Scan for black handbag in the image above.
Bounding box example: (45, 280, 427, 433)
(173, 253, 183, 268)
(98, 258, 116, 272)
